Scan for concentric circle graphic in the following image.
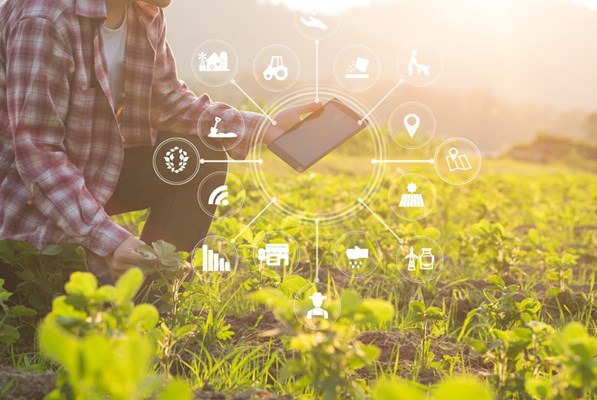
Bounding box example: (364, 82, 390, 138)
(250, 87, 386, 225)
(152, 137, 201, 186)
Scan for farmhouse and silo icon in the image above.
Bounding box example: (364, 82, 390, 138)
(198, 51, 229, 72)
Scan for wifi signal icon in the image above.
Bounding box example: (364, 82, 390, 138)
(208, 185, 229, 206)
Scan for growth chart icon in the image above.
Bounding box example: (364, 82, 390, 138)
(201, 245, 231, 272)
(208, 185, 229, 206)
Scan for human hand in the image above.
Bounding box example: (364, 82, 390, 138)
(262, 102, 323, 144)
(105, 236, 149, 278)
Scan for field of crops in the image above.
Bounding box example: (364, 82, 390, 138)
(0, 137, 596, 399)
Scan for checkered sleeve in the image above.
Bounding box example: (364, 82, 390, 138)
(6, 18, 131, 257)
(149, 10, 265, 160)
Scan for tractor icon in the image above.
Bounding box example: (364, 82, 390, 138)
(263, 56, 289, 81)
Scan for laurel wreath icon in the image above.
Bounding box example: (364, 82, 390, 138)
(164, 146, 190, 174)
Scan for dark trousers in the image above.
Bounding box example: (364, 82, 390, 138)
(105, 132, 227, 253)
(0, 132, 227, 291)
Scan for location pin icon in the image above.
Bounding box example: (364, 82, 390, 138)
(403, 113, 420, 138)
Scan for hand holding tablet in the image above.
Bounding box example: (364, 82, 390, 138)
(268, 98, 369, 172)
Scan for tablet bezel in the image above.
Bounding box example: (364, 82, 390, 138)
(267, 98, 369, 173)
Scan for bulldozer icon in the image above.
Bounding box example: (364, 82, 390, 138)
(263, 56, 289, 81)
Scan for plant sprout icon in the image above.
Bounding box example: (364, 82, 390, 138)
(164, 146, 190, 174)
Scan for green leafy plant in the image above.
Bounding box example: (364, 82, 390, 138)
(39, 268, 191, 400)
(0, 240, 86, 313)
(250, 275, 394, 400)
(0, 279, 36, 346)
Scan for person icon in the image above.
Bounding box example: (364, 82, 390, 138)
(307, 291, 329, 320)
(408, 49, 431, 77)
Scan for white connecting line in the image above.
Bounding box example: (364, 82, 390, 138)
(314, 219, 320, 283)
(200, 159, 264, 164)
(358, 78, 405, 125)
(231, 197, 277, 244)
(315, 40, 320, 103)
(357, 198, 405, 245)
(371, 159, 434, 165)
(230, 79, 277, 125)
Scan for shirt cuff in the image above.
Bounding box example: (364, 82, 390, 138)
(226, 111, 267, 160)
(83, 216, 132, 258)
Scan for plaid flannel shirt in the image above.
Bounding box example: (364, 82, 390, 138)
(0, 0, 263, 276)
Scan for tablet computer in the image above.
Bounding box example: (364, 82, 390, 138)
(267, 98, 369, 173)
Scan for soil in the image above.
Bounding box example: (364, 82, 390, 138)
(0, 366, 56, 400)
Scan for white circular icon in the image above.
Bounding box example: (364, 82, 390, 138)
(198, 172, 245, 219)
(396, 236, 444, 284)
(434, 138, 482, 185)
(389, 174, 436, 221)
(333, 44, 381, 93)
(397, 40, 444, 87)
(152, 137, 201, 186)
(254, 45, 301, 92)
(192, 40, 238, 87)
(294, 10, 341, 41)
(197, 104, 245, 152)
(332, 231, 382, 277)
(191, 236, 239, 283)
(389, 102, 436, 149)
(252, 231, 301, 276)
(293, 282, 340, 330)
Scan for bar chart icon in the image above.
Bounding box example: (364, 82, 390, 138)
(202, 245, 231, 272)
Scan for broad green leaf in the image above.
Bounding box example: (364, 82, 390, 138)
(159, 380, 192, 400)
(64, 272, 98, 297)
(525, 377, 553, 399)
(434, 376, 493, 400)
(115, 268, 144, 304)
(129, 304, 159, 331)
(485, 275, 505, 288)
(7, 304, 36, 318)
(372, 378, 425, 400)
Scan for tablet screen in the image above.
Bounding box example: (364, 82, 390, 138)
(267, 98, 368, 172)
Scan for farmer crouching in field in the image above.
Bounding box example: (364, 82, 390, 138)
(0, 0, 318, 289)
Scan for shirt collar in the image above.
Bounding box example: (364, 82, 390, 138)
(74, 0, 107, 19)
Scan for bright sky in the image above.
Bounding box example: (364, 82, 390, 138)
(258, 0, 597, 13)
(568, 0, 597, 10)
